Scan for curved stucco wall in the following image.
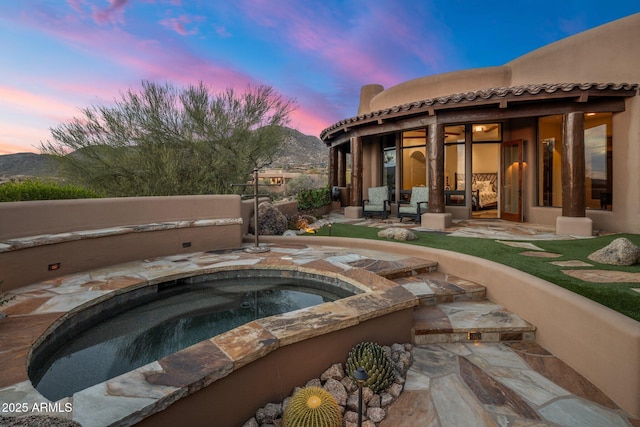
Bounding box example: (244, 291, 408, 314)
(359, 13, 640, 114)
(508, 13, 640, 85)
(366, 66, 510, 114)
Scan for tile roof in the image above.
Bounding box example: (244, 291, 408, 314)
(320, 82, 638, 141)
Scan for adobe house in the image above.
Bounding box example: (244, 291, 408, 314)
(321, 13, 640, 235)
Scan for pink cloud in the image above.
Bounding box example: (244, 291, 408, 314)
(238, 1, 448, 88)
(93, 0, 129, 25)
(0, 132, 44, 154)
(0, 86, 79, 122)
(160, 14, 206, 36)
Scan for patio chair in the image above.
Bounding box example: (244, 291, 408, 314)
(397, 186, 429, 222)
(362, 186, 390, 219)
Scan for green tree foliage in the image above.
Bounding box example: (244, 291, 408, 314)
(39, 81, 296, 196)
(296, 187, 330, 210)
(285, 174, 315, 196)
(0, 179, 103, 202)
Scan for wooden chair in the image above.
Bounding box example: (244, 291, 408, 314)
(397, 186, 428, 222)
(362, 186, 390, 219)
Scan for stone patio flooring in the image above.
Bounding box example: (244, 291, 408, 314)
(1, 215, 639, 426)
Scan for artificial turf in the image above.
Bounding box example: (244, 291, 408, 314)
(311, 223, 640, 322)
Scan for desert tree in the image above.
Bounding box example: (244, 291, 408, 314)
(40, 81, 296, 196)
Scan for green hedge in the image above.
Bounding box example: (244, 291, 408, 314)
(0, 180, 103, 202)
(296, 187, 330, 210)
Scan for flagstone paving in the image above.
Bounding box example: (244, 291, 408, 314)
(2, 215, 639, 426)
(381, 342, 637, 427)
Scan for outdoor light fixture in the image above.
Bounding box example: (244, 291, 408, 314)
(468, 331, 482, 341)
(328, 222, 332, 236)
(354, 366, 369, 427)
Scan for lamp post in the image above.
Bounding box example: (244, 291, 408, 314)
(231, 168, 279, 253)
(354, 366, 368, 427)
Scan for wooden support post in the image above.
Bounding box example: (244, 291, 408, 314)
(562, 112, 586, 217)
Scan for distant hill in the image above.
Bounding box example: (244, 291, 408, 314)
(0, 153, 59, 178)
(272, 127, 328, 169)
(0, 128, 328, 179)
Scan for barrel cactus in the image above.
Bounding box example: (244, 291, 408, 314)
(345, 342, 395, 393)
(283, 386, 343, 427)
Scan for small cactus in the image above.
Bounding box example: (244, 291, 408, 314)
(283, 386, 342, 427)
(346, 342, 395, 393)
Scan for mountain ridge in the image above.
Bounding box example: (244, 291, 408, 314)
(0, 128, 328, 178)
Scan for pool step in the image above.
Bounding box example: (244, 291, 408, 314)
(411, 300, 536, 345)
(393, 271, 486, 306)
(349, 256, 438, 279)
(385, 269, 536, 345)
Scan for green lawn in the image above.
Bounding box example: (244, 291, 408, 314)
(311, 223, 640, 322)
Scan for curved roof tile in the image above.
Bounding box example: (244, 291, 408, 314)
(320, 83, 638, 140)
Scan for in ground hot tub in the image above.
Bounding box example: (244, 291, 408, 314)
(29, 269, 361, 401)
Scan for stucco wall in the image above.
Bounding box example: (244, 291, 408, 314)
(360, 13, 640, 114)
(0, 195, 241, 240)
(366, 66, 510, 114)
(0, 196, 243, 289)
(134, 310, 413, 427)
(507, 13, 640, 85)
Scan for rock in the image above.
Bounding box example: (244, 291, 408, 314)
(368, 394, 381, 408)
(344, 411, 360, 424)
(397, 351, 412, 371)
(346, 392, 359, 411)
(282, 230, 297, 237)
(391, 343, 405, 354)
(323, 378, 348, 406)
(321, 363, 344, 381)
(255, 403, 282, 424)
(362, 387, 374, 404)
(367, 407, 386, 423)
(242, 418, 259, 427)
(341, 376, 357, 393)
(388, 383, 403, 398)
(588, 237, 640, 265)
(305, 378, 322, 388)
(0, 415, 81, 427)
(377, 227, 418, 241)
(251, 201, 288, 236)
(380, 392, 395, 407)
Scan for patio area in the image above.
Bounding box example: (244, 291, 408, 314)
(1, 233, 638, 426)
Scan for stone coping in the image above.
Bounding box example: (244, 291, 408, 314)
(0, 217, 243, 253)
(258, 235, 640, 419)
(0, 243, 418, 427)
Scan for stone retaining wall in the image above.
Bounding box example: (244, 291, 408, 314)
(0, 196, 243, 290)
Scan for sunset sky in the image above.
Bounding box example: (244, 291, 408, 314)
(1, 1, 638, 154)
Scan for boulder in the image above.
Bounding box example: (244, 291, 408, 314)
(377, 227, 418, 241)
(250, 201, 288, 236)
(323, 378, 348, 406)
(320, 363, 345, 381)
(255, 403, 282, 424)
(587, 237, 640, 266)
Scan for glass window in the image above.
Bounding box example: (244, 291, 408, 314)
(472, 123, 501, 142)
(538, 115, 562, 207)
(382, 135, 396, 202)
(444, 125, 465, 192)
(585, 113, 612, 210)
(401, 130, 427, 191)
(537, 113, 613, 210)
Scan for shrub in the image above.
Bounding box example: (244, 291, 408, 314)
(0, 179, 103, 202)
(296, 187, 330, 211)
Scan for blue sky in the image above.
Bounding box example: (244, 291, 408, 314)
(0, 1, 638, 154)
